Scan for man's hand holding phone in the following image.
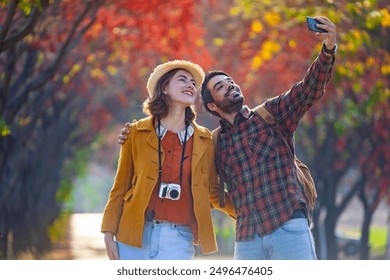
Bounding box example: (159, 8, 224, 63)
(307, 17, 327, 33)
(307, 16, 337, 55)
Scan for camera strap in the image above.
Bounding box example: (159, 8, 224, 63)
(157, 118, 189, 188)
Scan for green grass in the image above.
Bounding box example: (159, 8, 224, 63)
(369, 227, 387, 256)
(339, 226, 388, 256)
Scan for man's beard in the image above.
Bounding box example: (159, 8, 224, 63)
(214, 95, 244, 114)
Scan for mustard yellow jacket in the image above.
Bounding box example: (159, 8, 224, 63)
(101, 116, 235, 255)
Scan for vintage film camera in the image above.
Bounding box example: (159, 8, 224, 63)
(159, 183, 181, 200)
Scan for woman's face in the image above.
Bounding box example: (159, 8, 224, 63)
(164, 69, 197, 107)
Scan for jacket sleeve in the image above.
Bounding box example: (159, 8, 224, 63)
(101, 126, 135, 234)
(208, 139, 236, 220)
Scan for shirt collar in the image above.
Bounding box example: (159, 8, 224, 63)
(156, 123, 194, 145)
(220, 105, 252, 130)
(238, 105, 252, 119)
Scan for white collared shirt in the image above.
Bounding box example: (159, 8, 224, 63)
(156, 123, 194, 144)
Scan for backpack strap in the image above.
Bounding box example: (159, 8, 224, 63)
(211, 127, 225, 208)
(253, 104, 276, 126)
(253, 104, 295, 159)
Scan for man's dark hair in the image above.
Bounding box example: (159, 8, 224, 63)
(200, 70, 230, 117)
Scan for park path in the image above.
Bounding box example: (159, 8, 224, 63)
(69, 213, 107, 260)
(68, 210, 388, 260)
(68, 213, 231, 260)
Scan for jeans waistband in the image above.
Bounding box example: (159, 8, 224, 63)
(154, 220, 171, 224)
(290, 209, 306, 219)
(146, 220, 188, 228)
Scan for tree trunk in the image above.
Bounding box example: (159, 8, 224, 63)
(360, 209, 372, 259)
(315, 206, 328, 259)
(324, 210, 338, 259)
(0, 214, 9, 259)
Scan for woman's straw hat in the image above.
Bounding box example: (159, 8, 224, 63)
(146, 60, 204, 97)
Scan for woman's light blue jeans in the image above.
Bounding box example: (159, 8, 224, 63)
(117, 220, 195, 260)
(234, 217, 317, 260)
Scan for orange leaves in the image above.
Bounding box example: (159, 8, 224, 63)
(251, 20, 263, 33)
(264, 12, 281, 27)
(73, 0, 213, 102)
(381, 8, 390, 27)
(88, 0, 212, 74)
(251, 40, 282, 69)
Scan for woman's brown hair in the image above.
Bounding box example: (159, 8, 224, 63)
(142, 68, 197, 123)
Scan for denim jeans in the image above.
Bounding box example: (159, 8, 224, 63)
(117, 220, 195, 260)
(234, 217, 317, 260)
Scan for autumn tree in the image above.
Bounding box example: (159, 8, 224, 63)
(0, 0, 106, 259)
(0, 0, 210, 259)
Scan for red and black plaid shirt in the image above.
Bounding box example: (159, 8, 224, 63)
(216, 49, 335, 241)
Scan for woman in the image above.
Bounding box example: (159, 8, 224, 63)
(101, 60, 235, 260)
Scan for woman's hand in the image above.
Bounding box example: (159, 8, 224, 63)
(104, 232, 119, 260)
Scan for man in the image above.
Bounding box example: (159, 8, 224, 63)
(119, 16, 336, 260)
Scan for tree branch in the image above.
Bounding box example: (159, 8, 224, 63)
(0, 0, 50, 53)
(0, 0, 18, 48)
(4, 0, 103, 124)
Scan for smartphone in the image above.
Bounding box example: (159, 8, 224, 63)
(306, 17, 327, 33)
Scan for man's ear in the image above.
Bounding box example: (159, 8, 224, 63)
(207, 102, 218, 113)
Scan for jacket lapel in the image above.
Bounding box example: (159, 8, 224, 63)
(191, 123, 210, 171)
(137, 117, 158, 151)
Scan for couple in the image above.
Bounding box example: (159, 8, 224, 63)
(101, 16, 337, 260)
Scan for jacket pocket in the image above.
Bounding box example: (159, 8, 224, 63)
(123, 175, 137, 201)
(123, 188, 134, 201)
(132, 175, 137, 187)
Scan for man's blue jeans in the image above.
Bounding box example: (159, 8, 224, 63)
(117, 220, 195, 260)
(234, 217, 317, 260)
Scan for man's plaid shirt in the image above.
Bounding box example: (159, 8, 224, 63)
(216, 49, 335, 241)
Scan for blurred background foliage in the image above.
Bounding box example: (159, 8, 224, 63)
(0, 0, 389, 259)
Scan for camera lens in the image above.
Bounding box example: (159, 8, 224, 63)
(169, 189, 179, 199)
